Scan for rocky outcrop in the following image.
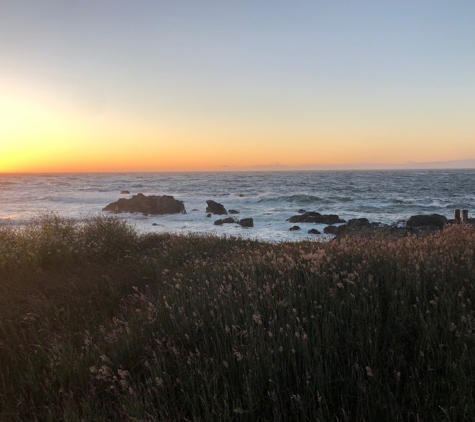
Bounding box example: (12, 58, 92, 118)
(214, 217, 237, 225)
(347, 218, 370, 226)
(215, 217, 254, 227)
(406, 214, 448, 229)
(239, 218, 253, 227)
(325, 221, 404, 239)
(308, 228, 321, 234)
(324, 225, 341, 235)
(103, 194, 186, 215)
(206, 200, 227, 215)
(120, 190, 130, 194)
(287, 211, 345, 225)
(229, 209, 240, 214)
(289, 225, 301, 231)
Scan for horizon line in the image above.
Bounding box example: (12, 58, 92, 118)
(2, 158, 475, 174)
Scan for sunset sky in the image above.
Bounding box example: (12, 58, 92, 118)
(1, 1, 474, 172)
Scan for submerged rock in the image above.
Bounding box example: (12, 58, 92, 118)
(229, 209, 240, 214)
(214, 217, 237, 225)
(239, 218, 253, 228)
(103, 194, 186, 215)
(289, 225, 301, 231)
(287, 211, 345, 225)
(120, 190, 130, 194)
(206, 200, 227, 215)
(308, 228, 321, 234)
(347, 218, 370, 227)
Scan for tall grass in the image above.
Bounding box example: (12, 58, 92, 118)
(1, 215, 475, 421)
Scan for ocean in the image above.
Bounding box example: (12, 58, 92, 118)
(1, 170, 474, 242)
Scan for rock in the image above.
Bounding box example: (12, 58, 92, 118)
(229, 209, 240, 214)
(120, 190, 130, 194)
(406, 214, 448, 229)
(289, 225, 301, 231)
(347, 218, 370, 226)
(324, 225, 342, 235)
(297, 209, 307, 214)
(308, 228, 321, 234)
(206, 200, 227, 215)
(152, 223, 158, 226)
(191, 209, 199, 212)
(287, 211, 346, 225)
(214, 217, 237, 225)
(239, 218, 253, 227)
(103, 194, 186, 215)
(325, 222, 406, 240)
(239, 194, 245, 197)
(206, 213, 211, 218)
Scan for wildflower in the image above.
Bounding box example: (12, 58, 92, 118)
(366, 366, 373, 377)
(253, 314, 262, 325)
(100, 355, 112, 364)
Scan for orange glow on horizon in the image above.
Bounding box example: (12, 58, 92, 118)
(2, 80, 475, 173)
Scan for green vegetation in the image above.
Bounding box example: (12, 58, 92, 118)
(1, 214, 475, 421)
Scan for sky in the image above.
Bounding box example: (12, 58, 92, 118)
(1, 1, 474, 172)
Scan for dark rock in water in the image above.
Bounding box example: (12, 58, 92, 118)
(289, 225, 301, 231)
(324, 225, 342, 235)
(103, 194, 186, 215)
(239, 194, 245, 197)
(191, 209, 199, 212)
(206, 213, 211, 218)
(325, 222, 407, 239)
(229, 209, 240, 214)
(239, 218, 253, 228)
(287, 211, 345, 225)
(308, 228, 321, 234)
(406, 214, 448, 229)
(298, 209, 307, 214)
(347, 218, 370, 226)
(120, 190, 130, 194)
(214, 217, 237, 225)
(152, 223, 158, 226)
(206, 200, 227, 215)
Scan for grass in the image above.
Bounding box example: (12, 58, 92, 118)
(1, 213, 475, 421)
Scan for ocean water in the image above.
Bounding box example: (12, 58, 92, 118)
(1, 170, 474, 242)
